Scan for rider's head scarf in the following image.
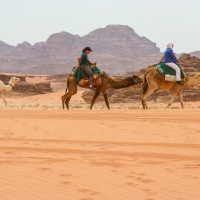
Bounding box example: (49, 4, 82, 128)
(167, 42, 174, 49)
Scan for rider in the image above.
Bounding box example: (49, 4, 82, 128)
(78, 47, 97, 90)
(164, 42, 183, 85)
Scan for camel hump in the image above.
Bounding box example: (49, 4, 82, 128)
(102, 71, 109, 77)
(145, 66, 156, 74)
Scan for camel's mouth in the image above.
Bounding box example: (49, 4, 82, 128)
(136, 78, 143, 85)
(137, 81, 142, 86)
(134, 77, 143, 87)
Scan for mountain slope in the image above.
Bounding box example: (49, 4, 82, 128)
(0, 25, 161, 75)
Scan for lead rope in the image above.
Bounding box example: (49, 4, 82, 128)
(136, 67, 157, 90)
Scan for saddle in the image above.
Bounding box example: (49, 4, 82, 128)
(157, 62, 185, 82)
(73, 66, 102, 88)
(78, 74, 101, 88)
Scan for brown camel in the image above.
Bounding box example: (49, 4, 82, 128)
(141, 67, 200, 109)
(61, 72, 142, 110)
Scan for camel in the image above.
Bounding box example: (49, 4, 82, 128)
(0, 77, 21, 108)
(61, 72, 142, 110)
(141, 67, 200, 109)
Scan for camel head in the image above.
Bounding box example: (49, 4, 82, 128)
(184, 73, 200, 88)
(132, 74, 143, 85)
(9, 77, 21, 86)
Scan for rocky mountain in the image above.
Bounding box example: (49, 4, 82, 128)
(0, 41, 15, 53)
(0, 25, 161, 75)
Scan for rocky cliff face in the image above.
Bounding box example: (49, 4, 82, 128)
(81, 25, 161, 74)
(0, 25, 161, 75)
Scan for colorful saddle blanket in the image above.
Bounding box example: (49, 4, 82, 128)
(74, 66, 102, 82)
(73, 66, 102, 88)
(157, 62, 185, 78)
(77, 74, 102, 88)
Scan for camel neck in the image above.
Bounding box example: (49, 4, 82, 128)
(4, 84, 12, 92)
(109, 76, 134, 89)
(8, 83, 14, 87)
(185, 73, 200, 87)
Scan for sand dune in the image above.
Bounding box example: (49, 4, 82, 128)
(0, 108, 200, 200)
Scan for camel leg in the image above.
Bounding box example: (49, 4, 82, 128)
(103, 92, 110, 110)
(141, 88, 157, 109)
(178, 91, 184, 109)
(90, 89, 101, 110)
(166, 92, 177, 108)
(141, 74, 158, 110)
(61, 91, 76, 110)
(0, 93, 7, 108)
(61, 93, 72, 110)
(61, 94, 68, 109)
(61, 75, 77, 109)
(141, 98, 147, 109)
(65, 96, 71, 110)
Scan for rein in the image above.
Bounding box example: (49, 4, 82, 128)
(8, 84, 14, 87)
(136, 67, 157, 90)
(133, 79, 138, 85)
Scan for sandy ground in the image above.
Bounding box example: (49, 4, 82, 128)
(0, 87, 200, 200)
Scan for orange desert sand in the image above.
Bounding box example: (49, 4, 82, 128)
(0, 85, 200, 200)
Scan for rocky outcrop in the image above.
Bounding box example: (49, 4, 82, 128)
(0, 74, 53, 95)
(191, 51, 200, 59)
(179, 53, 200, 75)
(14, 82, 53, 94)
(0, 25, 161, 75)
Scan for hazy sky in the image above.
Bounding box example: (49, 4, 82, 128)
(0, 0, 199, 53)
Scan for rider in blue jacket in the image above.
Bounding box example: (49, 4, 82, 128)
(164, 42, 183, 85)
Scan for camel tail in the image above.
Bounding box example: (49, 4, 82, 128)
(143, 74, 148, 94)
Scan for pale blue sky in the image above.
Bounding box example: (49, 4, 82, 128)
(0, 0, 199, 53)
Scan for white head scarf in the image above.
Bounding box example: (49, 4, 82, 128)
(167, 41, 174, 49)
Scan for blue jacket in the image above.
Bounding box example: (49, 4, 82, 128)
(164, 48, 178, 63)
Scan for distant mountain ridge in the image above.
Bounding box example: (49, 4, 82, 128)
(0, 25, 197, 75)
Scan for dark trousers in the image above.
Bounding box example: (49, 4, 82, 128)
(80, 65, 93, 86)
